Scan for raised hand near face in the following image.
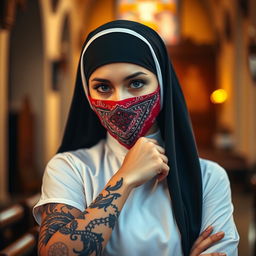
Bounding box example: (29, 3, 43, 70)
(118, 137, 170, 188)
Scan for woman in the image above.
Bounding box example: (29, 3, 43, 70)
(33, 20, 239, 256)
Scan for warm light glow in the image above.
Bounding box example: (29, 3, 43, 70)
(117, 0, 179, 44)
(210, 89, 228, 104)
(137, 2, 158, 21)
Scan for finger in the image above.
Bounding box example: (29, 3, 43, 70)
(157, 163, 170, 181)
(159, 153, 168, 164)
(145, 138, 159, 145)
(191, 232, 225, 256)
(157, 172, 168, 182)
(137, 137, 157, 145)
(154, 144, 165, 154)
(191, 226, 213, 251)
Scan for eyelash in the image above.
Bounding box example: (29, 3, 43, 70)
(93, 84, 111, 93)
(129, 79, 147, 89)
(92, 79, 148, 94)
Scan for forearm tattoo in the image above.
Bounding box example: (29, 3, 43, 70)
(48, 242, 68, 256)
(40, 178, 123, 256)
(39, 204, 78, 248)
(89, 177, 123, 216)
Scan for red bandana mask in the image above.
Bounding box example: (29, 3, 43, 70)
(88, 87, 161, 149)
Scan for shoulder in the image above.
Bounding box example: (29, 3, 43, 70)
(43, 139, 107, 184)
(199, 158, 227, 178)
(48, 139, 107, 169)
(199, 158, 230, 196)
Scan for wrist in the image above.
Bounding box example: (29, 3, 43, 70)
(115, 168, 135, 192)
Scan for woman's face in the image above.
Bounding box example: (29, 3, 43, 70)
(88, 63, 158, 101)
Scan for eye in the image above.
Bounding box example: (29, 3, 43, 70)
(93, 84, 111, 93)
(129, 79, 146, 89)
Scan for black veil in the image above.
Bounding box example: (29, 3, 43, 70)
(58, 20, 202, 256)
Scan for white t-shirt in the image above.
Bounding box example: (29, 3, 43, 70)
(33, 131, 239, 256)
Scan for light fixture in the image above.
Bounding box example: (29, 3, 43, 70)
(117, 0, 179, 45)
(210, 89, 228, 104)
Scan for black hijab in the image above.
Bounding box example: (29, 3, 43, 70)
(58, 20, 202, 256)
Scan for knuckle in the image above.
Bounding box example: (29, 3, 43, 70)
(209, 235, 216, 242)
(165, 164, 170, 171)
(213, 232, 223, 240)
(152, 153, 160, 161)
(163, 170, 169, 177)
(148, 141, 155, 147)
(196, 244, 204, 251)
(202, 229, 211, 238)
(153, 147, 159, 154)
(139, 137, 146, 143)
(158, 158, 163, 165)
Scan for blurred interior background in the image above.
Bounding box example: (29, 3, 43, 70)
(0, 0, 256, 255)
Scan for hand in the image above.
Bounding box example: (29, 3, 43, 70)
(190, 226, 226, 256)
(118, 137, 169, 188)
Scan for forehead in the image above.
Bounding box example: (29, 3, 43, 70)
(89, 63, 155, 79)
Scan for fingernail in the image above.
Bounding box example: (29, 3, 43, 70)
(219, 253, 226, 256)
(205, 225, 213, 232)
(217, 231, 225, 237)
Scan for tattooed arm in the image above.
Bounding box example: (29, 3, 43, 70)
(39, 137, 169, 256)
(39, 175, 132, 256)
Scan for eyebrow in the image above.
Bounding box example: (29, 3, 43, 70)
(91, 71, 148, 83)
(124, 72, 148, 81)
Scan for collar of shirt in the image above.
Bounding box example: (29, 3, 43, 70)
(105, 129, 164, 158)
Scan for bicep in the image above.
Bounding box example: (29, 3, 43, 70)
(33, 153, 87, 225)
(39, 203, 83, 251)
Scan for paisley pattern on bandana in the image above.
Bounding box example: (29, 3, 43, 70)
(89, 88, 160, 149)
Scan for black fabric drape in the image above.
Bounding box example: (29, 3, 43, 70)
(57, 20, 202, 256)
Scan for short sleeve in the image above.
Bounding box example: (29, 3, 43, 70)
(200, 159, 239, 256)
(33, 153, 86, 225)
